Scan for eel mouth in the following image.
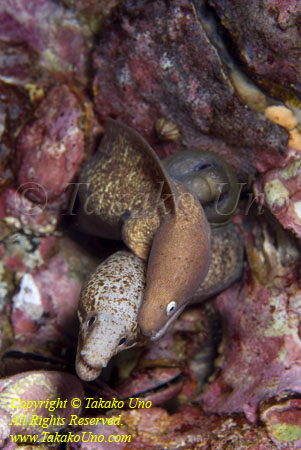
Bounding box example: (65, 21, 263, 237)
(150, 304, 187, 342)
(76, 355, 102, 382)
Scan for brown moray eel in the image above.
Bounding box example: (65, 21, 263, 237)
(76, 224, 243, 380)
(162, 150, 241, 225)
(138, 179, 211, 339)
(78, 119, 212, 338)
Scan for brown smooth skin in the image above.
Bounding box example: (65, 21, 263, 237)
(138, 222, 243, 341)
(138, 180, 211, 340)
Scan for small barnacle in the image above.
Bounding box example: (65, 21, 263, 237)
(155, 117, 180, 142)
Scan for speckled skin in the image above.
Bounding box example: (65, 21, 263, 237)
(76, 226, 244, 380)
(76, 251, 146, 381)
(191, 224, 244, 303)
(163, 150, 241, 224)
(78, 118, 175, 259)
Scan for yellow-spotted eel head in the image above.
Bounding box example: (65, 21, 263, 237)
(76, 251, 146, 381)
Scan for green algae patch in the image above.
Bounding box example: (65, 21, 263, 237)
(270, 423, 301, 442)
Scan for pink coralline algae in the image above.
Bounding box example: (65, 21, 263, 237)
(2, 235, 99, 374)
(11, 255, 81, 343)
(0, 0, 91, 87)
(16, 85, 88, 205)
(261, 398, 301, 446)
(254, 151, 301, 239)
(69, 406, 288, 450)
(0, 370, 84, 445)
(0, 187, 59, 235)
(0, 190, 100, 373)
(199, 219, 301, 433)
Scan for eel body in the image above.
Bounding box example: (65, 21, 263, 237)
(76, 224, 243, 380)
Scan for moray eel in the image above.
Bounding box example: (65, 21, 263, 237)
(138, 180, 211, 339)
(138, 221, 243, 340)
(163, 150, 241, 225)
(78, 118, 175, 257)
(76, 224, 243, 380)
(78, 119, 211, 338)
(191, 224, 244, 303)
(76, 251, 147, 382)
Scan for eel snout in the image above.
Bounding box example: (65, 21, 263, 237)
(75, 343, 104, 382)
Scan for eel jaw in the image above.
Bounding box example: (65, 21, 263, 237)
(149, 304, 187, 342)
(75, 353, 103, 382)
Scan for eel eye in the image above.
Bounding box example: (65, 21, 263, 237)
(87, 316, 96, 328)
(166, 301, 177, 316)
(194, 162, 214, 172)
(118, 337, 126, 346)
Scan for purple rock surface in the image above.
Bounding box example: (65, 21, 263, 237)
(0, 0, 300, 448)
(210, 0, 301, 97)
(92, 0, 288, 167)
